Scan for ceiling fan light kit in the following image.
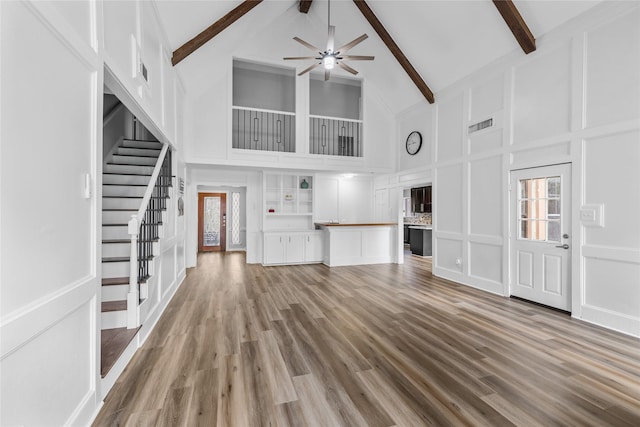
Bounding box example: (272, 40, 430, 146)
(284, 0, 374, 80)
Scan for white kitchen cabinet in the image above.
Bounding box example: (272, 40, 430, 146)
(263, 231, 323, 265)
(263, 233, 286, 265)
(304, 232, 324, 263)
(285, 234, 305, 263)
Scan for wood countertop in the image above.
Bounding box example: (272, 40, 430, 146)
(315, 222, 397, 227)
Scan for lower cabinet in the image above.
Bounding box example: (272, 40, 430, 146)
(286, 234, 305, 264)
(304, 232, 323, 263)
(263, 231, 323, 265)
(263, 234, 285, 264)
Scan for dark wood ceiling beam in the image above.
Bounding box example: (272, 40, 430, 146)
(172, 0, 264, 66)
(492, 0, 536, 54)
(352, 0, 434, 104)
(299, 0, 313, 14)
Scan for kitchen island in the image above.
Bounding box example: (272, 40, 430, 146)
(408, 225, 432, 256)
(315, 223, 397, 267)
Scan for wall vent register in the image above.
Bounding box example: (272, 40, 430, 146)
(468, 118, 493, 134)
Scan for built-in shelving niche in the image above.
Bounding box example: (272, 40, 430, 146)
(263, 173, 314, 231)
(309, 74, 363, 157)
(232, 59, 296, 152)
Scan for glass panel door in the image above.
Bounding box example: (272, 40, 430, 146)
(198, 193, 226, 252)
(510, 164, 572, 311)
(203, 196, 221, 247)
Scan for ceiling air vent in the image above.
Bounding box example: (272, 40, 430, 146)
(468, 118, 493, 134)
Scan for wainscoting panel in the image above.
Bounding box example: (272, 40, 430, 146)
(1, 297, 96, 426)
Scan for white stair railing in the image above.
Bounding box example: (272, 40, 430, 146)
(126, 142, 171, 328)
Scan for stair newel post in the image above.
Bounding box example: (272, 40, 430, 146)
(127, 214, 140, 329)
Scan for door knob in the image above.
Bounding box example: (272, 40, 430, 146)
(555, 244, 570, 249)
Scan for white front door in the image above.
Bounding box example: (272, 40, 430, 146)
(510, 164, 572, 311)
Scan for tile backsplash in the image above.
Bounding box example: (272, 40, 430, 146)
(404, 213, 432, 224)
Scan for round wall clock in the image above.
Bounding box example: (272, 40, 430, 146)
(406, 131, 422, 155)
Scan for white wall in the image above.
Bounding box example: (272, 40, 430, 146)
(233, 62, 296, 112)
(315, 174, 375, 223)
(183, 6, 396, 174)
(1, 2, 101, 425)
(383, 2, 640, 337)
(0, 1, 186, 425)
(103, 96, 126, 157)
(310, 76, 361, 120)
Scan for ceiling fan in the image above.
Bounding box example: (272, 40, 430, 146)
(284, 0, 374, 81)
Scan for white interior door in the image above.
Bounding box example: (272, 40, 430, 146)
(510, 164, 572, 311)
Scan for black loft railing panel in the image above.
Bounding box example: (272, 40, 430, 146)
(309, 117, 362, 157)
(232, 108, 295, 153)
(137, 148, 172, 287)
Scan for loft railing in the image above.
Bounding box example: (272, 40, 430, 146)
(309, 115, 362, 157)
(126, 144, 171, 328)
(232, 106, 295, 153)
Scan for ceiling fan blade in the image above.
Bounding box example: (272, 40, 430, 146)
(283, 56, 320, 61)
(338, 62, 359, 75)
(293, 37, 322, 53)
(336, 34, 368, 53)
(298, 62, 321, 76)
(327, 25, 335, 52)
(340, 55, 375, 61)
(325, 68, 331, 81)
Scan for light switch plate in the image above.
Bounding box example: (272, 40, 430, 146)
(83, 173, 91, 199)
(580, 204, 604, 227)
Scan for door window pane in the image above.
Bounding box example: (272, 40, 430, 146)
(548, 199, 561, 216)
(548, 220, 561, 242)
(231, 192, 240, 245)
(519, 200, 529, 218)
(519, 220, 530, 239)
(203, 196, 221, 246)
(520, 179, 529, 198)
(518, 176, 561, 243)
(531, 199, 547, 220)
(548, 177, 560, 197)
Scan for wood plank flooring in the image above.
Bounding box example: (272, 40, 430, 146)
(93, 252, 640, 426)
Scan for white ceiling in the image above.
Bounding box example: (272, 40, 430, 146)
(155, 0, 604, 113)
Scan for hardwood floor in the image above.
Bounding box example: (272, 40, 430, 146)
(101, 326, 141, 377)
(94, 252, 640, 426)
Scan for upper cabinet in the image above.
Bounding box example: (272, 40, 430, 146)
(411, 186, 432, 213)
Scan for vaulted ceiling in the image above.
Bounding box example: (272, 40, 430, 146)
(155, 0, 603, 114)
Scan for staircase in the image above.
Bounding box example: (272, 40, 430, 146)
(101, 137, 171, 377)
